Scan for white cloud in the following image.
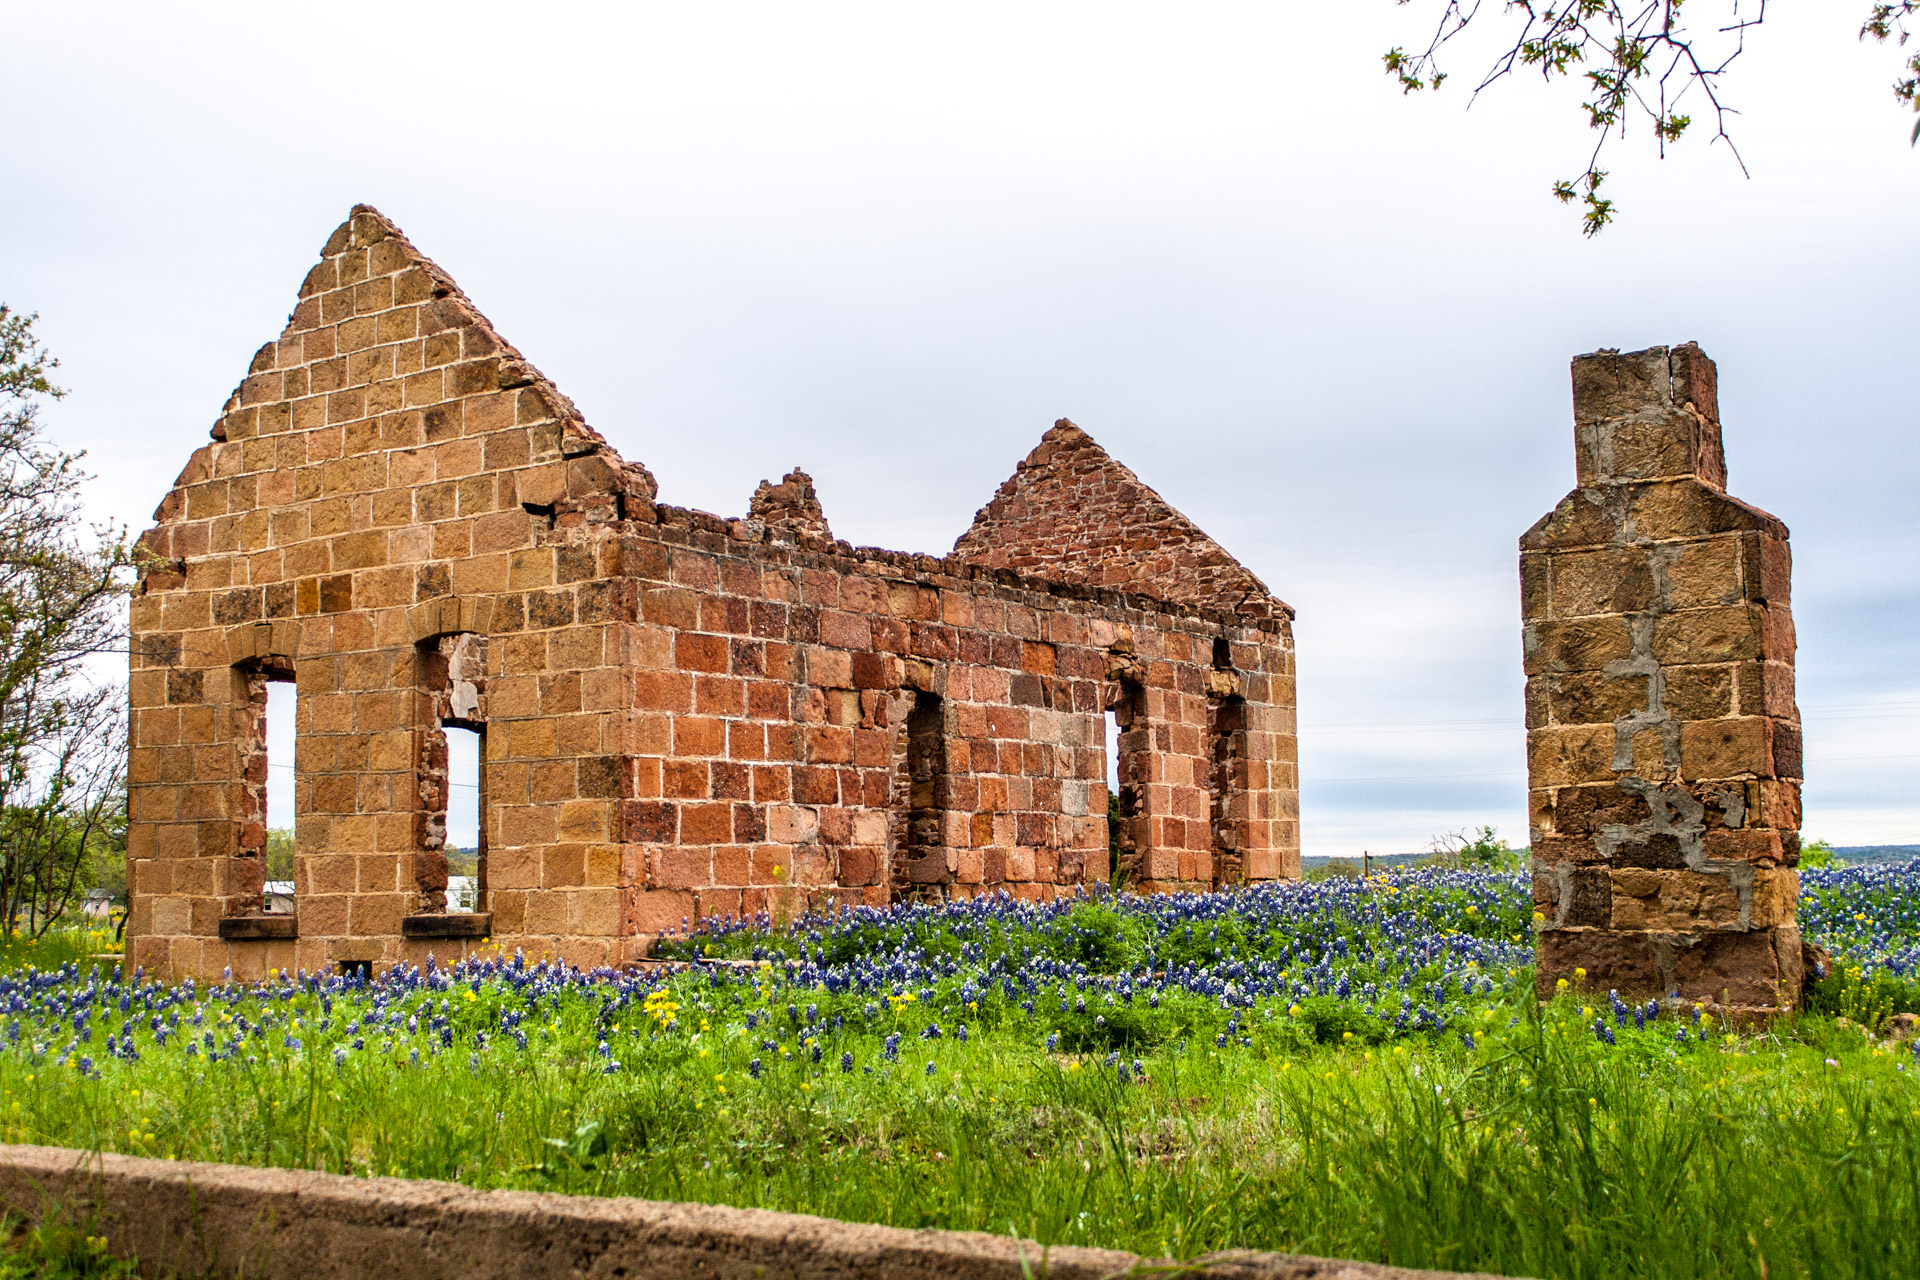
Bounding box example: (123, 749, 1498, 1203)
(4, 1, 1914, 856)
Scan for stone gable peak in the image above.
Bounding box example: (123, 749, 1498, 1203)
(951, 418, 1288, 620)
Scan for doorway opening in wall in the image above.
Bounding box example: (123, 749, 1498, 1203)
(1209, 696, 1247, 888)
(1105, 685, 1144, 883)
(890, 692, 945, 899)
(442, 724, 484, 912)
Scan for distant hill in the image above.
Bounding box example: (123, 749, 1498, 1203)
(1299, 845, 1919, 872)
(1831, 845, 1920, 865)
(1301, 852, 1438, 871)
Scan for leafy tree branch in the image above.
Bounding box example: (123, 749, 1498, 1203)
(1386, 2, 1920, 234)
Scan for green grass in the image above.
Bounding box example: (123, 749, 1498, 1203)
(1, 872, 1916, 1278)
(0, 1217, 137, 1279)
(0, 925, 119, 976)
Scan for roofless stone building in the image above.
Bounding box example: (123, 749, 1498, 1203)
(125, 207, 1300, 980)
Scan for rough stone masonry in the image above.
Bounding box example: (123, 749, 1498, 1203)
(1524, 343, 1805, 1015)
(124, 207, 1300, 981)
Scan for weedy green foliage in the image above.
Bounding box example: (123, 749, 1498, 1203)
(0, 1216, 137, 1279)
(0, 867, 1914, 1279)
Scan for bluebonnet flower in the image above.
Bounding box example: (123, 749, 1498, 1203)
(841, 1052, 854, 1073)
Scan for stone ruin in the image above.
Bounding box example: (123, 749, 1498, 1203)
(120, 205, 1809, 1012)
(124, 207, 1302, 980)
(1524, 343, 1805, 1015)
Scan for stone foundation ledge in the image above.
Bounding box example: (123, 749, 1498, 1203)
(0, 1143, 1519, 1280)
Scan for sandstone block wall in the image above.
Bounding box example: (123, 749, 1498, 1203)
(1523, 343, 1803, 1014)
(125, 208, 1298, 981)
(617, 517, 1297, 931)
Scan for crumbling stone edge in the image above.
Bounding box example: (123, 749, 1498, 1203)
(0, 1143, 1517, 1280)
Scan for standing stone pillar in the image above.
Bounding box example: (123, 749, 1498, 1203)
(1524, 343, 1805, 1016)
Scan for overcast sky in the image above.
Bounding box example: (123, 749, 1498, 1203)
(3, 3, 1914, 855)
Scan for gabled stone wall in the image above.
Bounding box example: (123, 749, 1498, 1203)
(126, 208, 1299, 980)
(1524, 343, 1804, 1015)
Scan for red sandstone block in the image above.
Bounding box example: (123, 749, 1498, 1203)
(804, 726, 853, 765)
(673, 716, 726, 757)
(793, 767, 839, 806)
(1015, 813, 1052, 846)
(694, 675, 746, 717)
(643, 589, 701, 630)
(1648, 603, 1765, 670)
(1670, 929, 1787, 1007)
(712, 845, 752, 886)
(660, 761, 706, 799)
(626, 888, 697, 933)
(819, 611, 871, 650)
(986, 706, 1029, 740)
(1678, 716, 1774, 781)
(837, 847, 880, 886)
(667, 552, 718, 591)
(1702, 827, 1786, 864)
(708, 761, 750, 801)
(674, 633, 729, 674)
(726, 721, 768, 761)
(699, 596, 749, 636)
(688, 887, 740, 921)
(652, 846, 714, 889)
(749, 601, 789, 640)
(732, 803, 766, 843)
(750, 765, 791, 802)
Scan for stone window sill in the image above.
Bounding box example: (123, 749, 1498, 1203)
(217, 916, 298, 941)
(401, 913, 492, 939)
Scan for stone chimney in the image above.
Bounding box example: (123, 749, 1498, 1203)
(1571, 342, 1727, 490)
(1523, 342, 1805, 1017)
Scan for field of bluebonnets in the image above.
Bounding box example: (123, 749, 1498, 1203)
(6, 864, 1920, 1279)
